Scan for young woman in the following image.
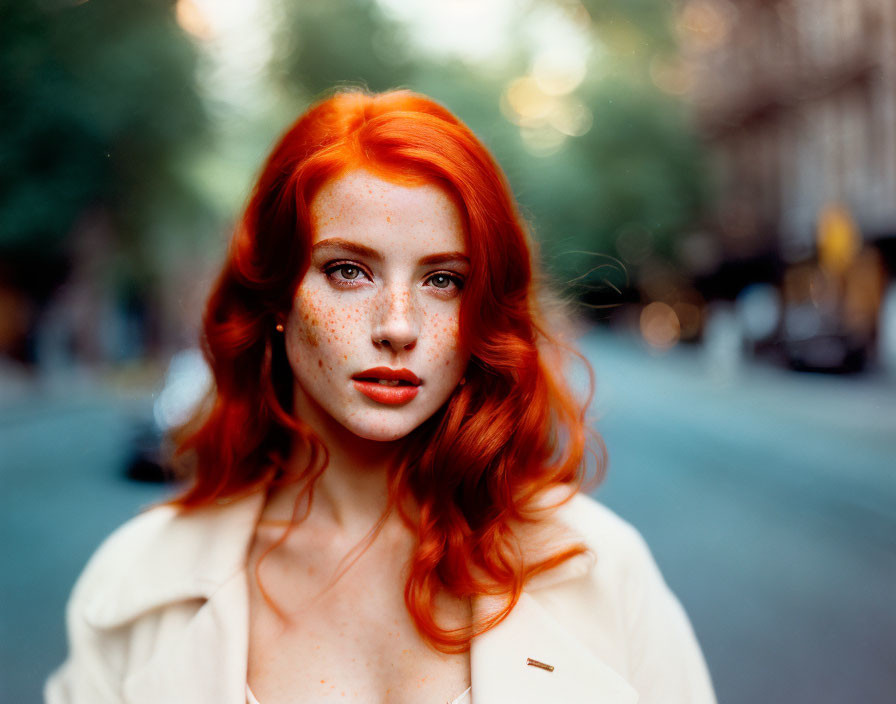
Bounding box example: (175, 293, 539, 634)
(46, 89, 716, 704)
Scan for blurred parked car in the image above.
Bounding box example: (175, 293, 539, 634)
(769, 255, 884, 374)
(125, 348, 211, 482)
(779, 302, 868, 373)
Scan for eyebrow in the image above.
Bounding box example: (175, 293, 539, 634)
(313, 238, 469, 268)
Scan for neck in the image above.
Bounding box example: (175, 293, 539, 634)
(269, 387, 405, 538)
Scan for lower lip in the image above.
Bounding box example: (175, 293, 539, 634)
(352, 380, 420, 405)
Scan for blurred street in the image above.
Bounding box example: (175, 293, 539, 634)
(4, 1, 896, 702)
(0, 382, 170, 703)
(2, 329, 894, 703)
(582, 328, 896, 704)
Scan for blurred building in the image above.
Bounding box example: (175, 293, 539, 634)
(676, 0, 896, 370)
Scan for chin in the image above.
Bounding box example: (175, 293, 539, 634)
(360, 428, 412, 443)
(340, 400, 448, 443)
(296, 382, 454, 446)
(344, 418, 417, 443)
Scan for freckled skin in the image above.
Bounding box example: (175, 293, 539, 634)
(284, 169, 470, 442)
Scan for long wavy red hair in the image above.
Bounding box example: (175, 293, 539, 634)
(172, 88, 604, 652)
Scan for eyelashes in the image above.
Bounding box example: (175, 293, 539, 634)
(325, 263, 367, 283)
(426, 273, 463, 291)
(322, 261, 465, 294)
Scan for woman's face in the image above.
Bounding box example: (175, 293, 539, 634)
(284, 168, 470, 443)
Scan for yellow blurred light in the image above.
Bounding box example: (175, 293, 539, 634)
(532, 50, 586, 96)
(519, 125, 566, 157)
(176, 0, 213, 40)
(640, 302, 681, 349)
(817, 203, 860, 276)
(503, 76, 553, 124)
(549, 98, 592, 137)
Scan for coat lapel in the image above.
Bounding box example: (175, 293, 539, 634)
(470, 591, 639, 704)
(83, 492, 265, 704)
(88, 489, 637, 703)
(123, 569, 250, 704)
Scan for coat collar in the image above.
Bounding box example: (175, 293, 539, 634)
(471, 592, 638, 704)
(84, 491, 267, 629)
(88, 490, 637, 704)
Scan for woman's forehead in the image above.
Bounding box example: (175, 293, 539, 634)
(309, 168, 467, 255)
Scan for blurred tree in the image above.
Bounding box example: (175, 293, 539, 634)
(582, 0, 678, 59)
(0, 0, 210, 304)
(512, 0, 708, 300)
(513, 80, 708, 292)
(271, 0, 413, 101)
(268, 0, 708, 305)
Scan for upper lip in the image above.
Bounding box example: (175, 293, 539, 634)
(352, 367, 422, 385)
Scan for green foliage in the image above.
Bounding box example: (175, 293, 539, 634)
(1, 0, 708, 305)
(0, 0, 209, 291)
(271, 0, 413, 100)
(267, 0, 708, 300)
(519, 82, 708, 278)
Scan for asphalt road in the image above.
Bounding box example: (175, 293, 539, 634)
(1, 331, 894, 703)
(580, 329, 896, 704)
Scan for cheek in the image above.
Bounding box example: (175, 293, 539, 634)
(424, 307, 463, 365)
(294, 286, 368, 357)
(292, 287, 323, 348)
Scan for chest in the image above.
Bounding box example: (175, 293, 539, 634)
(245, 525, 471, 704)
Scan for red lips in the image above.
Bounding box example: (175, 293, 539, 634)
(351, 367, 421, 405)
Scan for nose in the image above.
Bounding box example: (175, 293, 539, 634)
(371, 285, 419, 352)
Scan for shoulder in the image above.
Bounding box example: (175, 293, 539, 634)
(560, 492, 658, 578)
(539, 492, 717, 703)
(62, 505, 177, 627)
(558, 491, 651, 555)
(72, 504, 179, 593)
(67, 491, 265, 629)
(526, 489, 657, 592)
(46, 493, 264, 702)
(551, 493, 682, 639)
(46, 494, 264, 703)
(45, 505, 184, 703)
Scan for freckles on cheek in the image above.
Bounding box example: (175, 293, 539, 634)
(299, 287, 365, 360)
(300, 318, 320, 347)
(321, 303, 353, 349)
(297, 290, 352, 350)
(296, 291, 324, 348)
(425, 310, 462, 365)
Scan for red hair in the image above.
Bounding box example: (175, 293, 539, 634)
(172, 88, 604, 652)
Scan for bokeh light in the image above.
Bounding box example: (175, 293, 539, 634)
(640, 301, 681, 350)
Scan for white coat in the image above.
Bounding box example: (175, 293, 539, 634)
(45, 491, 716, 703)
